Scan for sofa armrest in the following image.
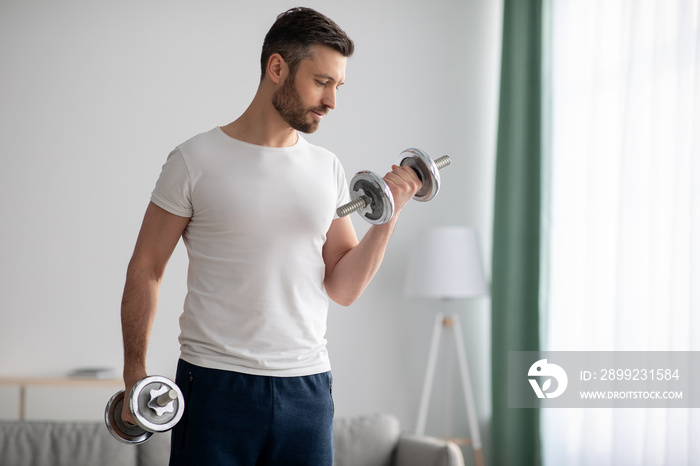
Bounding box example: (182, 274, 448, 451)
(394, 433, 465, 466)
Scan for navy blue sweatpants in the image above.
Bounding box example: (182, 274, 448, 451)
(168, 359, 334, 466)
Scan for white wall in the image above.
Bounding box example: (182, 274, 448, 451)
(0, 0, 501, 461)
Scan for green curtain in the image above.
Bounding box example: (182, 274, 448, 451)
(491, 0, 544, 465)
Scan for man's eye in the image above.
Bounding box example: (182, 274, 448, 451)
(316, 80, 328, 87)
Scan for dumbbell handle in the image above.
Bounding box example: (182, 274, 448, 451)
(336, 196, 371, 218)
(336, 155, 451, 218)
(155, 389, 178, 407)
(413, 154, 451, 180)
(435, 155, 451, 168)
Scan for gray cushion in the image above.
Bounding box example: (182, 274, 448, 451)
(0, 421, 137, 466)
(333, 413, 401, 466)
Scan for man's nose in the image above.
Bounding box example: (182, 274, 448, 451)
(322, 87, 336, 110)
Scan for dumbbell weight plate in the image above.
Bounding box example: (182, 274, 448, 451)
(105, 390, 153, 445)
(349, 171, 394, 225)
(399, 148, 441, 202)
(130, 376, 185, 433)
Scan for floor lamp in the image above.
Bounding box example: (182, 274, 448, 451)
(404, 226, 489, 466)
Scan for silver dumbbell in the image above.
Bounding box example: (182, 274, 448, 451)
(105, 375, 185, 445)
(336, 148, 451, 224)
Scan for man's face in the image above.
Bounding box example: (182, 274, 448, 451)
(272, 45, 346, 134)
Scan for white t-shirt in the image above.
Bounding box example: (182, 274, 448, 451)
(150, 127, 351, 377)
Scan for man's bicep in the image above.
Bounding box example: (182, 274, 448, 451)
(130, 202, 190, 277)
(322, 216, 358, 278)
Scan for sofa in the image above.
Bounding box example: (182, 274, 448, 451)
(0, 413, 464, 466)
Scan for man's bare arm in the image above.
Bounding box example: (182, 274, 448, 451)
(120, 202, 190, 421)
(323, 165, 420, 306)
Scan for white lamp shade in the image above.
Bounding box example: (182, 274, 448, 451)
(404, 226, 489, 299)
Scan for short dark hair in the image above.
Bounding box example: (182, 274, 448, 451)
(260, 7, 354, 80)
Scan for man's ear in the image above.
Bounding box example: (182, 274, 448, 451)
(266, 53, 288, 85)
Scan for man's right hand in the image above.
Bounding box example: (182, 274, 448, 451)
(121, 372, 147, 425)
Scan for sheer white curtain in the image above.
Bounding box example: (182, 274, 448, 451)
(542, 0, 700, 464)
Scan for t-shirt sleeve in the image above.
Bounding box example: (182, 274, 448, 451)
(150, 148, 194, 217)
(334, 157, 352, 220)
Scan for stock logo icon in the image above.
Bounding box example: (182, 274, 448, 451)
(528, 359, 568, 399)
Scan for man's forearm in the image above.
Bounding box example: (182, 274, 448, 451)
(324, 216, 398, 306)
(324, 163, 421, 305)
(121, 263, 161, 382)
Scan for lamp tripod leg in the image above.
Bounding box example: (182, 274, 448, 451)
(451, 314, 484, 466)
(415, 312, 445, 435)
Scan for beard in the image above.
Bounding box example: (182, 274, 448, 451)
(272, 74, 325, 134)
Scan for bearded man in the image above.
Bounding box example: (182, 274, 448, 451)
(119, 7, 420, 465)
